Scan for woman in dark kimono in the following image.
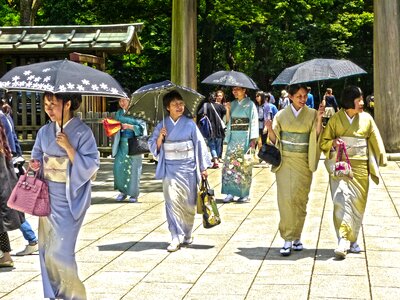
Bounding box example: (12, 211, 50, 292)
(0, 119, 25, 268)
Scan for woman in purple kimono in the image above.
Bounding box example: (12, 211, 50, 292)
(148, 90, 211, 252)
(30, 92, 99, 299)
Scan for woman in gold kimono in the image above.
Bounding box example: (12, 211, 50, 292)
(265, 84, 324, 256)
(320, 86, 386, 259)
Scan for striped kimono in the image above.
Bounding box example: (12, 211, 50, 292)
(320, 109, 386, 242)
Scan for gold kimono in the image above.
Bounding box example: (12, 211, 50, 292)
(320, 109, 386, 242)
(271, 105, 321, 241)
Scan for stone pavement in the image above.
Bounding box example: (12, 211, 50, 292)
(1, 158, 400, 300)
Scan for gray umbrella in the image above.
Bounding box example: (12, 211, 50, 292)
(127, 80, 204, 125)
(272, 58, 367, 85)
(0, 59, 127, 98)
(202, 70, 259, 90)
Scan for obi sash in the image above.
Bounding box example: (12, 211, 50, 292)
(43, 154, 69, 182)
(164, 140, 194, 160)
(340, 136, 368, 159)
(281, 131, 310, 153)
(231, 117, 249, 131)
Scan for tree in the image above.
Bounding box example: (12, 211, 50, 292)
(20, 0, 43, 25)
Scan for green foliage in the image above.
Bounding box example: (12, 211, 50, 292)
(0, 2, 19, 26)
(2, 0, 374, 97)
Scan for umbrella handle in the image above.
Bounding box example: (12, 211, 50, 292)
(61, 100, 64, 133)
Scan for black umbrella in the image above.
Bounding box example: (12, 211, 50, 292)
(127, 80, 205, 125)
(201, 70, 259, 90)
(0, 59, 127, 98)
(272, 58, 367, 85)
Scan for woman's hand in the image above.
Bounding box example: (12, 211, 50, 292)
(158, 127, 167, 141)
(56, 132, 76, 163)
(29, 159, 41, 172)
(201, 169, 208, 179)
(333, 138, 343, 150)
(121, 123, 132, 130)
(265, 119, 273, 131)
(317, 102, 325, 119)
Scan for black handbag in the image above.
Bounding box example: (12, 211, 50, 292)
(257, 143, 281, 166)
(128, 133, 150, 156)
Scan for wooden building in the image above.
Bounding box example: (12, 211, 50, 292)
(0, 23, 143, 153)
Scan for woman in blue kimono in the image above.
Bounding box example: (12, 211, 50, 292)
(30, 92, 99, 300)
(112, 95, 147, 203)
(222, 86, 259, 203)
(148, 90, 211, 252)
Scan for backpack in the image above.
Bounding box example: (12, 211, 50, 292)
(198, 103, 213, 138)
(199, 115, 212, 138)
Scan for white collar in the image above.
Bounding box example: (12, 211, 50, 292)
(169, 116, 181, 125)
(56, 118, 73, 134)
(290, 104, 303, 117)
(344, 111, 355, 124)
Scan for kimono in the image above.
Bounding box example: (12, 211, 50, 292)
(31, 117, 99, 300)
(320, 109, 386, 242)
(271, 105, 321, 241)
(148, 116, 211, 240)
(112, 109, 147, 198)
(222, 97, 258, 198)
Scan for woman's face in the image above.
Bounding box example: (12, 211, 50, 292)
(290, 88, 307, 110)
(215, 92, 224, 103)
(44, 94, 69, 124)
(232, 87, 246, 100)
(119, 98, 129, 110)
(255, 94, 262, 104)
(167, 99, 185, 120)
(353, 95, 364, 113)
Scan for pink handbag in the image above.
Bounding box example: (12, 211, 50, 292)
(7, 167, 50, 216)
(334, 141, 353, 179)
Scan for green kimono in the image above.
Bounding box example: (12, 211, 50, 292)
(271, 105, 321, 241)
(222, 97, 259, 198)
(320, 109, 386, 242)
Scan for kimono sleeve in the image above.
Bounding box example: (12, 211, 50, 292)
(66, 125, 100, 220)
(249, 102, 259, 140)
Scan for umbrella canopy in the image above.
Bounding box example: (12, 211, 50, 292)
(127, 80, 205, 125)
(272, 58, 367, 85)
(201, 70, 259, 90)
(0, 59, 127, 98)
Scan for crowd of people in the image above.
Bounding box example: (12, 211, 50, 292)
(0, 83, 386, 299)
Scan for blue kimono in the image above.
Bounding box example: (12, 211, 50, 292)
(31, 117, 99, 300)
(112, 109, 147, 198)
(148, 116, 211, 240)
(222, 97, 258, 197)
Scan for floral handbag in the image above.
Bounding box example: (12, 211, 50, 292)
(333, 141, 353, 179)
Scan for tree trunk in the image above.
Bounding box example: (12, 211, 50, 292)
(374, 0, 400, 152)
(171, 0, 197, 89)
(20, 0, 42, 26)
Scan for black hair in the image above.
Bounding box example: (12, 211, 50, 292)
(44, 92, 82, 111)
(287, 84, 307, 96)
(123, 88, 131, 99)
(341, 86, 363, 109)
(163, 90, 183, 109)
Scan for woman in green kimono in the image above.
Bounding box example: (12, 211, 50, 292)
(265, 84, 324, 256)
(113, 96, 147, 203)
(222, 86, 259, 203)
(320, 86, 386, 259)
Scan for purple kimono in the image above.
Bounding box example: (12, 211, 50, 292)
(148, 116, 211, 240)
(31, 117, 99, 300)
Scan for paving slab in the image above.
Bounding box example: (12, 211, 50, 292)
(1, 158, 400, 299)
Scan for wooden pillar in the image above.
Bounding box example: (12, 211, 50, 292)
(171, 0, 197, 89)
(374, 1, 400, 152)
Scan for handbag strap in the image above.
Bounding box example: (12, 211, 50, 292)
(210, 103, 224, 124)
(336, 141, 351, 164)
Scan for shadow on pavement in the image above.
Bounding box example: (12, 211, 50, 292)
(98, 241, 215, 252)
(236, 247, 335, 261)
